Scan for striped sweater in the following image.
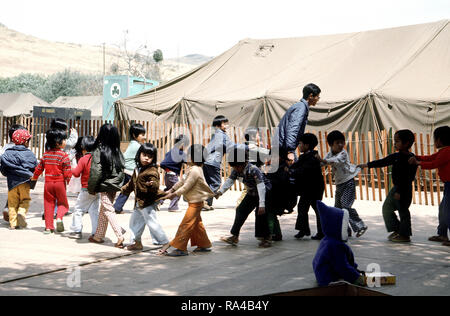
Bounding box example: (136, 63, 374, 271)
(33, 149, 72, 183)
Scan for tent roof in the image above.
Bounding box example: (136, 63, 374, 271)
(0, 92, 50, 117)
(116, 20, 450, 133)
(52, 96, 103, 117)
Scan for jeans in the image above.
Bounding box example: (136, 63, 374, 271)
(438, 182, 449, 237)
(129, 202, 169, 245)
(382, 187, 412, 237)
(113, 173, 132, 212)
(203, 164, 222, 206)
(70, 189, 100, 235)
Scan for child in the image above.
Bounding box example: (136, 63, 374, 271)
(68, 136, 99, 239)
(0, 129, 37, 229)
(290, 133, 325, 240)
(160, 134, 189, 211)
(0, 124, 26, 222)
(32, 129, 72, 234)
(88, 124, 126, 248)
(359, 129, 417, 242)
(158, 144, 215, 256)
(321, 131, 367, 238)
(203, 115, 246, 210)
(409, 126, 450, 246)
(245, 127, 270, 169)
(313, 201, 365, 287)
(216, 147, 272, 248)
(114, 123, 146, 214)
(121, 143, 169, 251)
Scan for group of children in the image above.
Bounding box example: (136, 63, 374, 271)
(1, 115, 449, 284)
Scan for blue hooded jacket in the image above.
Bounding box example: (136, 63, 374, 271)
(312, 201, 360, 286)
(0, 145, 37, 190)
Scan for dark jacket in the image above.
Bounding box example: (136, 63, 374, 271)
(266, 162, 298, 215)
(290, 150, 324, 199)
(0, 145, 37, 190)
(88, 147, 125, 194)
(367, 152, 417, 196)
(121, 165, 166, 209)
(160, 148, 186, 175)
(313, 201, 360, 287)
(277, 99, 309, 153)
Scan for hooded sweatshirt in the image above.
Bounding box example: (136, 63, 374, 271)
(312, 201, 360, 286)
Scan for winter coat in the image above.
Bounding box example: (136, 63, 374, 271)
(0, 145, 37, 190)
(88, 147, 125, 194)
(277, 99, 309, 154)
(121, 165, 166, 209)
(312, 201, 361, 286)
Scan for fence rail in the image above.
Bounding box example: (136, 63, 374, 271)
(0, 116, 443, 206)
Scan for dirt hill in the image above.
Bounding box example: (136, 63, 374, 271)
(0, 24, 212, 81)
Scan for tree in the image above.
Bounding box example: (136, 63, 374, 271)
(153, 49, 163, 63)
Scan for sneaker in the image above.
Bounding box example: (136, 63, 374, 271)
(166, 249, 189, 257)
(126, 242, 144, 251)
(68, 232, 82, 239)
(43, 229, 54, 234)
(311, 234, 324, 240)
(258, 239, 272, 248)
(390, 235, 411, 243)
(56, 219, 64, 233)
(294, 231, 310, 239)
(442, 241, 450, 247)
(388, 232, 399, 241)
(17, 214, 27, 229)
(3, 211, 9, 222)
(428, 235, 449, 242)
(193, 247, 212, 253)
(220, 235, 239, 246)
(202, 204, 214, 211)
(356, 226, 368, 238)
(115, 210, 123, 214)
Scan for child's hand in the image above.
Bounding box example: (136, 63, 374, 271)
(164, 192, 177, 200)
(357, 163, 367, 169)
(257, 207, 265, 215)
(408, 157, 419, 165)
(394, 192, 401, 200)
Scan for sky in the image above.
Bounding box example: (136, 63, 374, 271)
(1, 0, 449, 58)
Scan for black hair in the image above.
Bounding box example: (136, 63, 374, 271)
(433, 126, 450, 146)
(129, 123, 146, 141)
(50, 118, 68, 131)
(302, 83, 321, 100)
(81, 135, 96, 152)
(244, 127, 259, 142)
(94, 124, 124, 174)
(299, 133, 318, 149)
(74, 137, 84, 162)
(135, 142, 158, 169)
(395, 129, 415, 149)
(227, 147, 248, 167)
(327, 130, 345, 146)
(45, 129, 68, 150)
(187, 144, 207, 166)
(8, 124, 26, 140)
(212, 115, 229, 127)
(174, 134, 190, 148)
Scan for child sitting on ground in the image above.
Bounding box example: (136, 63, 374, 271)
(0, 129, 37, 230)
(290, 133, 325, 240)
(158, 145, 215, 257)
(409, 126, 450, 246)
(0, 124, 27, 222)
(67, 136, 99, 239)
(313, 201, 365, 287)
(32, 129, 72, 234)
(359, 129, 417, 243)
(160, 134, 189, 212)
(216, 147, 272, 248)
(320, 131, 367, 238)
(121, 143, 169, 251)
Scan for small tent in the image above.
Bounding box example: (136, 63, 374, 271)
(0, 92, 50, 117)
(52, 96, 103, 119)
(116, 20, 450, 134)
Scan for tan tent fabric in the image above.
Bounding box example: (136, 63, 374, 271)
(116, 20, 450, 134)
(52, 96, 103, 118)
(0, 92, 50, 117)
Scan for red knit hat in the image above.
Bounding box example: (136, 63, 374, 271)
(12, 129, 32, 145)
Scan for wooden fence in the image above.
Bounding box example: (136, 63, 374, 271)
(0, 116, 443, 206)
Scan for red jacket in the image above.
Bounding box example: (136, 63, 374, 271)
(71, 153, 92, 188)
(417, 146, 450, 182)
(33, 150, 72, 183)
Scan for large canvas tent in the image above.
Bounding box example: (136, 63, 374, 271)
(116, 20, 450, 134)
(0, 92, 50, 117)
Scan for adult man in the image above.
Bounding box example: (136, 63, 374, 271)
(277, 83, 321, 162)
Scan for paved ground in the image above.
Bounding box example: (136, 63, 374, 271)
(0, 177, 449, 296)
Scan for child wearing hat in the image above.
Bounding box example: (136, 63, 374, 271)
(0, 129, 37, 229)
